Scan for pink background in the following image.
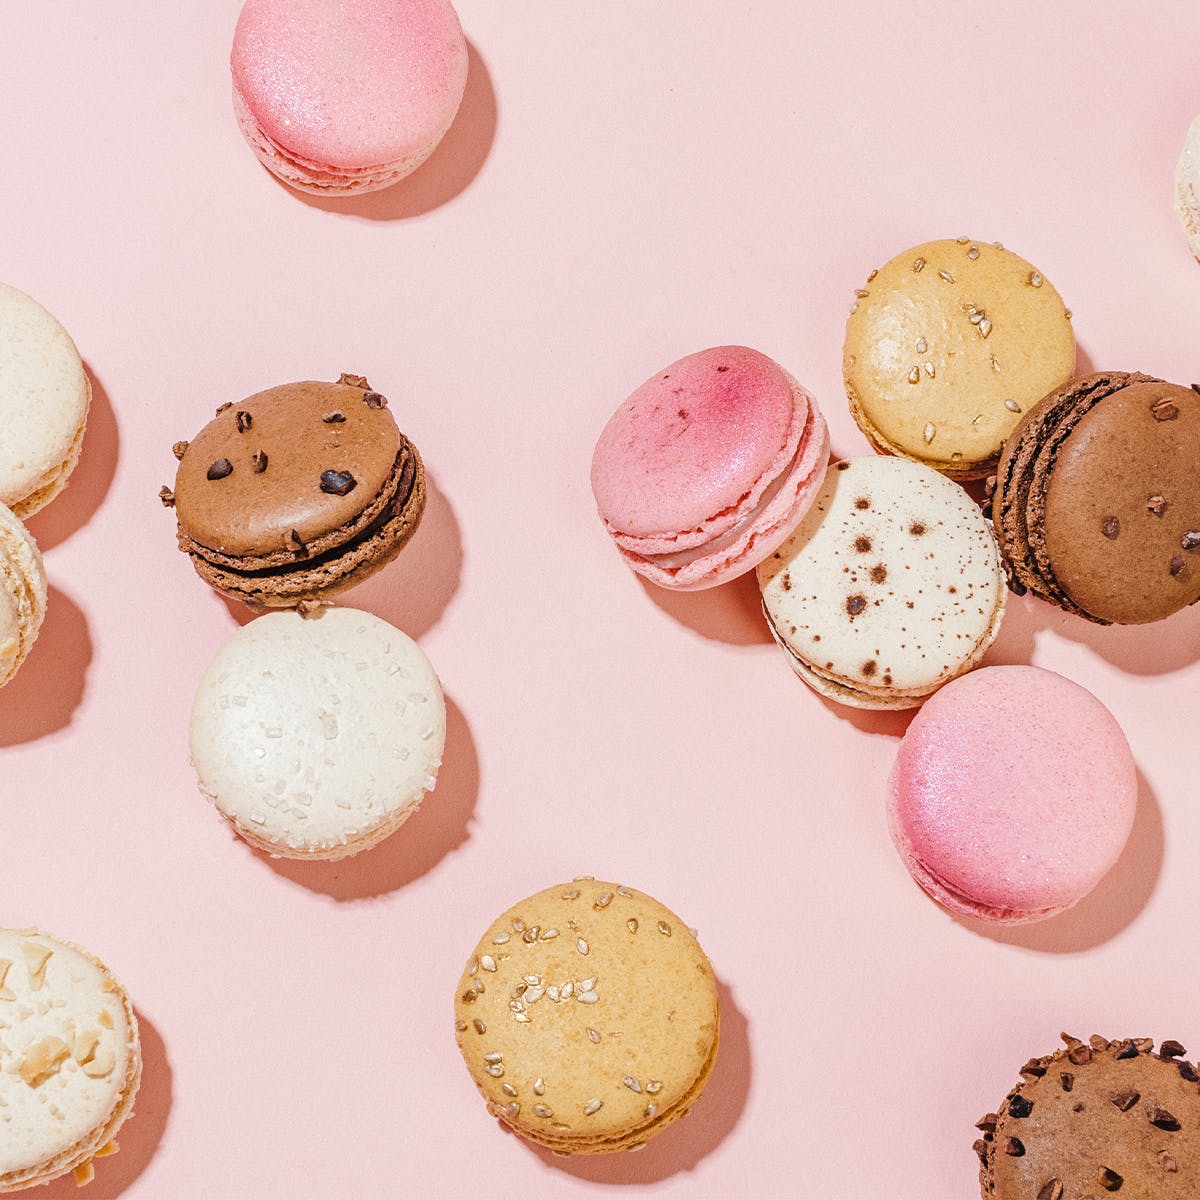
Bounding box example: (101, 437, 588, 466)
(2, 3, 1199, 1197)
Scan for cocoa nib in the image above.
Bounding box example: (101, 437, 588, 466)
(172, 440, 189, 460)
(322, 411, 346, 424)
(1147, 1106, 1181, 1131)
(1151, 399, 1179, 421)
(235, 410, 253, 433)
(158, 486, 175, 507)
(1160, 1040, 1187, 1058)
(338, 373, 369, 389)
(1008, 1095, 1033, 1118)
(1101, 516, 1120, 540)
(252, 451, 268, 474)
(320, 470, 357, 496)
(207, 458, 233, 480)
(1182, 532, 1200, 551)
(363, 391, 387, 410)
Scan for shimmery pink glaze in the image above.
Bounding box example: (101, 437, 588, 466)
(887, 666, 1137, 924)
(590, 346, 829, 589)
(231, 0, 467, 178)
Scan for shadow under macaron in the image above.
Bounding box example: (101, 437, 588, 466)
(639, 570, 775, 647)
(24, 365, 118, 553)
(252, 694, 478, 901)
(950, 768, 1163, 954)
(37, 1011, 172, 1199)
(534, 977, 751, 1184)
(0, 584, 91, 746)
(279, 40, 497, 221)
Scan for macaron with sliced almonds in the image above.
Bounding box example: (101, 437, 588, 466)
(453, 879, 719, 1154)
(0, 928, 141, 1193)
(889, 666, 1136, 923)
(757, 456, 1006, 709)
(189, 606, 446, 860)
(0, 282, 91, 519)
(167, 373, 425, 609)
(0, 503, 46, 690)
(843, 238, 1075, 479)
(976, 1033, 1200, 1198)
(231, 0, 469, 195)
(992, 371, 1200, 625)
(590, 345, 829, 590)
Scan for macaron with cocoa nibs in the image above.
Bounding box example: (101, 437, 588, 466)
(976, 1033, 1200, 1198)
(843, 238, 1075, 479)
(166, 374, 425, 609)
(453, 879, 720, 1155)
(992, 371, 1200, 624)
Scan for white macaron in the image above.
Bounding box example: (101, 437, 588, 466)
(0, 928, 141, 1192)
(0, 502, 46, 689)
(757, 456, 1006, 708)
(189, 606, 446, 860)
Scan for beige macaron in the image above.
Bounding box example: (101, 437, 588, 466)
(454, 879, 720, 1154)
(0, 283, 91, 519)
(0, 929, 141, 1192)
(844, 238, 1075, 479)
(0, 502, 47, 690)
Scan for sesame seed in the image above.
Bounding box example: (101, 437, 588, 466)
(509, 1000, 525, 1013)
(534, 1078, 546, 1096)
(645, 1104, 657, 1118)
(576, 938, 589, 955)
(503, 1102, 520, 1119)
(561, 981, 574, 999)
(492, 932, 510, 945)
(1004, 399, 1021, 413)
(937, 269, 955, 283)
(855, 288, 869, 299)
(924, 423, 936, 444)
(533, 1105, 553, 1119)
(512, 919, 525, 932)
(1064, 309, 1072, 320)
(867, 269, 878, 282)
(523, 975, 541, 986)
(913, 257, 926, 272)
(587, 1027, 601, 1044)
(455, 1020, 467, 1031)
(623, 1076, 643, 1093)
(978, 318, 992, 338)
(480, 956, 497, 972)
(923, 361, 935, 378)
(485, 1063, 504, 1077)
(573, 876, 595, 882)
(547, 986, 560, 1001)
(502, 1083, 518, 1097)
(916, 338, 927, 353)
(646, 1080, 663, 1094)
(578, 991, 599, 1004)
(957, 235, 970, 244)
(484, 1050, 506, 1063)
(627, 919, 639, 934)
(594, 892, 613, 909)
(469, 958, 479, 976)
(513, 1012, 529, 1023)
(968, 310, 984, 325)
(657, 921, 672, 937)
(473, 1019, 486, 1034)
(908, 366, 920, 384)
(584, 1099, 604, 1116)
(522, 926, 540, 943)
(1029, 271, 1043, 287)
(540, 928, 559, 941)
(967, 245, 980, 259)
(991, 355, 1001, 373)
(560, 889, 580, 900)
(525, 987, 545, 1003)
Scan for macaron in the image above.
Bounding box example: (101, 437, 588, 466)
(843, 239, 1075, 479)
(189, 606, 445, 860)
(1175, 115, 1200, 259)
(0, 282, 90, 518)
(976, 1033, 1200, 1198)
(888, 665, 1136, 924)
(590, 346, 829, 590)
(757, 456, 1006, 709)
(231, 0, 469, 196)
(167, 374, 425, 609)
(453, 879, 720, 1155)
(992, 371, 1200, 625)
(0, 503, 46, 690)
(0, 928, 141, 1192)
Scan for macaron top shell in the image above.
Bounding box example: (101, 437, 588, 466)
(0, 282, 89, 516)
(0, 929, 140, 1190)
(231, 0, 468, 171)
(1041, 381, 1200, 624)
(591, 346, 808, 544)
(889, 666, 1136, 920)
(844, 239, 1074, 474)
(174, 379, 404, 559)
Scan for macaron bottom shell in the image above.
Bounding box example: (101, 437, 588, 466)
(9, 378, 90, 520)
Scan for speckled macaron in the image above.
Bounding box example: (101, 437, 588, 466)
(992, 371, 1200, 624)
(0, 928, 141, 1193)
(844, 238, 1075, 479)
(976, 1033, 1200, 1198)
(0, 282, 91, 518)
(453, 879, 720, 1155)
(757, 457, 1006, 708)
(189, 606, 445, 860)
(167, 374, 425, 609)
(0, 503, 47, 690)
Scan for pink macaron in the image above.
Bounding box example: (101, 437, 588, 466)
(231, 0, 469, 196)
(887, 665, 1137, 924)
(590, 346, 829, 590)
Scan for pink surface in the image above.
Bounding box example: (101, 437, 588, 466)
(888, 666, 1137, 922)
(2, 3, 1200, 1198)
(590, 346, 828, 588)
(231, 0, 467, 170)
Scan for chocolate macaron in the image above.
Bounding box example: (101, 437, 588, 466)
(166, 374, 424, 608)
(992, 371, 1200, 624)
(976, 1033, 1200, 1198)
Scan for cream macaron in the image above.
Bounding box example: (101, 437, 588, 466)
(189, 606, 446, 860)
(0, 929, 141, 1192)
(0, 283, 90, 519)
(0, 503, 46, 689)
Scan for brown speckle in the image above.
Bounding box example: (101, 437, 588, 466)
(207, 458, 233, 481)
(870, 564, 887, 584)
(677, 409, 688, 419)
(882, 673, 892, 685)
(835, 460, 851, 471)
(854, 535, 872, 553)
(861, 660, 877, 677)
(909, 522, 926, 537)
(781, 573, 792, 591)
(716, 365, 729, 373)
(1101, 517, 1120, 540)
(846, 594, 867, 617)
(855, 497, 870, 511)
